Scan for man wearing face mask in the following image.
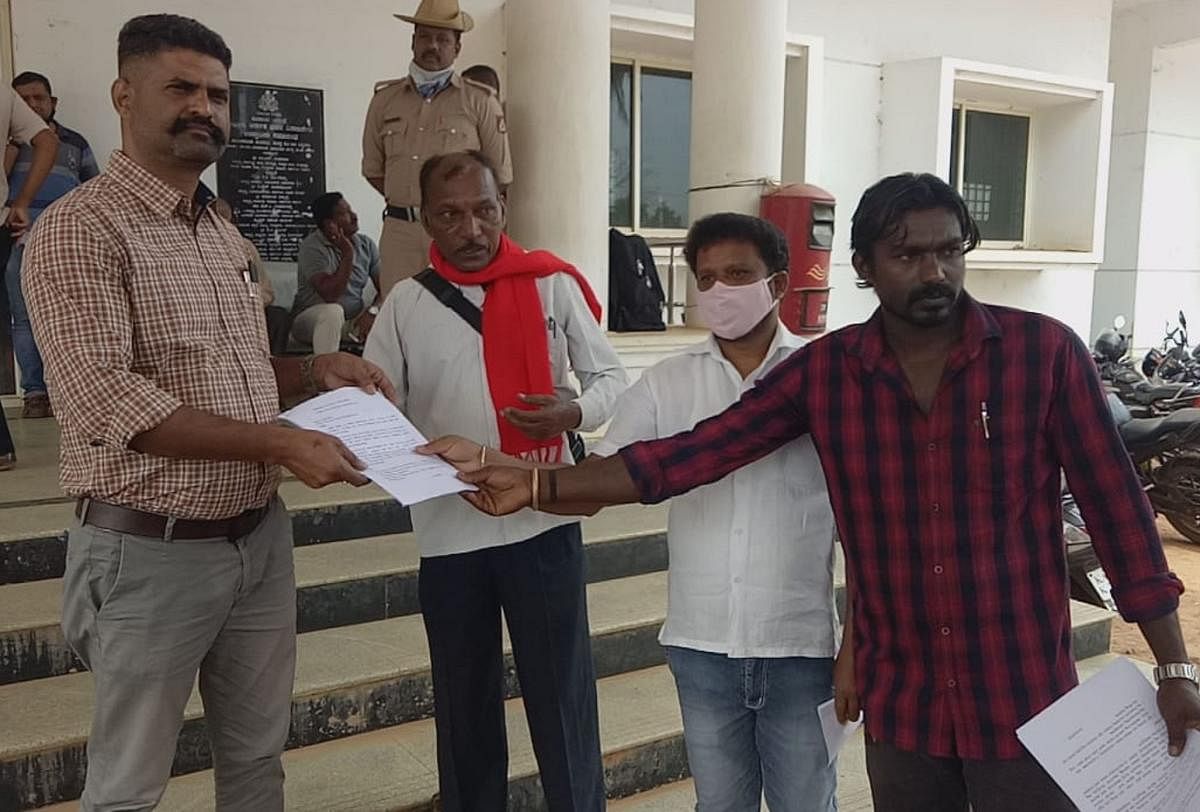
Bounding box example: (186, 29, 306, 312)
(587, 213, 846, 810)
(362, 0, 511, 297)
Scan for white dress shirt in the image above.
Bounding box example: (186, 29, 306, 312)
(591, 324, 837, 658)
(365, 272, 628, 558)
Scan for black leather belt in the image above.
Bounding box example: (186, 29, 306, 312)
(384, 205, 420, 222)
(75, 498, 269, 542)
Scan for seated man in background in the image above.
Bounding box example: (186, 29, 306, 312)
(291, 192, 381, 353)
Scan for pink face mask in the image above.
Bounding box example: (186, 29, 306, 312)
(695, 278, 779, 340)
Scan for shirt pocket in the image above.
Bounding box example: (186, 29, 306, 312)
(546, 316, 569, 382)
(964, 416, 1036, 499)
(436, 115, 476, 151)
(382, 118, 410, 163)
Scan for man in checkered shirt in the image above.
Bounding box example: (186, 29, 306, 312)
(23, 15, 394, 810)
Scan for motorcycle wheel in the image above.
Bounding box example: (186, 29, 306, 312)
(1165, 511, 1200, 545)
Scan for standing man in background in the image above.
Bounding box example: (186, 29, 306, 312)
(6, 71, 100, 419)
(0, 85, 57, 470)
(362, 0, 511, 296)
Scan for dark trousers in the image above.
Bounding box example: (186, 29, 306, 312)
(866, 738, 1077, 812)
(418, 523, 605, 812)
(0, 228, 14, 456)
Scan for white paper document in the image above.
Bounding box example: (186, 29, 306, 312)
(817, 698, 863, 766)
(1016, 657, 1200, 812)
(280, 388, 474, 506)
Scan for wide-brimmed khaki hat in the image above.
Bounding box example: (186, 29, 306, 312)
(395, 0, 474, 32)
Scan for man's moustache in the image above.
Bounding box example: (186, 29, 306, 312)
(171, 119, 225, 145)
(909, 286, 956, 305)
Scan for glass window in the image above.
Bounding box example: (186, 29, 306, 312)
(609, 63, 633, 228)
(949, 107, 1029, 242)
(638, 68, 691, 229)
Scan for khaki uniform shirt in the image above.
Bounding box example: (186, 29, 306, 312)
(361, 73, 512, 207)
(23, 151, 280, 519)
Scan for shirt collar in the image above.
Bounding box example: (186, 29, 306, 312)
(403, 72, 463, 95)
(688, 320, 805, 364)
(848, 292, 1002, 373)
(105, 150, 213, 221)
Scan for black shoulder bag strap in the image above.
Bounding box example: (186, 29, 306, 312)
(414, 266, 586, 463)
(415, 267, 482, 334)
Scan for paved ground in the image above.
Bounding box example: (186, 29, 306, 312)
(1110, 520, 1200, 665)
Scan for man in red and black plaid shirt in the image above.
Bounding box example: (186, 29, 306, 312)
(447, 174, 1200, 810)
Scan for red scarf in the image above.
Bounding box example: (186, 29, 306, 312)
(431, 234, 603, 461)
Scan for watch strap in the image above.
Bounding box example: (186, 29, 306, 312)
(1153, 662, 1199, 685)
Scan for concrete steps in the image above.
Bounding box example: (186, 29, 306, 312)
(1, 589, 1113, 809)
(0, 504, 670, 808)
(0, 571, 676, 808)
(0, 504, 669, 684)
(43, 666, 688, 812)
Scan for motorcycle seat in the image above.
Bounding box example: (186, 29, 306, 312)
(1129, 382, 1199, 403)
(1118, 407, 1200, 450)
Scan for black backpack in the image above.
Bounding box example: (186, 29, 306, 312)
(607, 229, 666, 332)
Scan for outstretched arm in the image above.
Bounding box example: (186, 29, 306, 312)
(458, 455, 637, 516)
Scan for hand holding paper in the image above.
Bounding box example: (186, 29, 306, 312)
(1017, 658, 1200, 811)
(281, 388, 475, 505)
(818, 699, 863, 766)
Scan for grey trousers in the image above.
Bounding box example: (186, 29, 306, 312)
(61, 498, 297, 812)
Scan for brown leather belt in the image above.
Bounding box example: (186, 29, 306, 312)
(75, 498, 269, 542)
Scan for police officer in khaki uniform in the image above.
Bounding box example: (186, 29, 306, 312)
(363, 0, 512, 296)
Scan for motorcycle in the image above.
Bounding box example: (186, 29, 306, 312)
(1142, 310, 1200, 384)
(1094, 315, 1200, 416)
(1114, 405, 1200, 544)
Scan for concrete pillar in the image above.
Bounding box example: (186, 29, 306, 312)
(686, 0, 789, 324)
(504, 0, 611, 307)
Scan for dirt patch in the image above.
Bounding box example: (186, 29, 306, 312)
(1108, 518, 1200, 666)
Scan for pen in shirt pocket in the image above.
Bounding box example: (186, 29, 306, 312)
(980, 401, 991, 440)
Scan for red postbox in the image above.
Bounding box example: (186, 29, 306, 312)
(759, 184, 836, 335)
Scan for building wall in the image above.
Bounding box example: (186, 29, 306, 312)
(1100, 0, 1200, 348)
(10, 0, 1117, 337)
(9, 0, 508, 250)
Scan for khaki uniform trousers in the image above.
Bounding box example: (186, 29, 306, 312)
(379, 217, 432, 297)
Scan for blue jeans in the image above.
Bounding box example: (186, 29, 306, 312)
(5, 241, 46, 395)
(665, 646, 837, 812)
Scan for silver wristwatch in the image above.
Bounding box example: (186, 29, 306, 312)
(1153, 662, 1199, 686)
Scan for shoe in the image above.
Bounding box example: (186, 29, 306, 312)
(22, 393, 51, 419)
(0, 453, 14, 472)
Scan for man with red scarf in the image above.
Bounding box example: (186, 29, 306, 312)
(363, 150, 626, 810)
